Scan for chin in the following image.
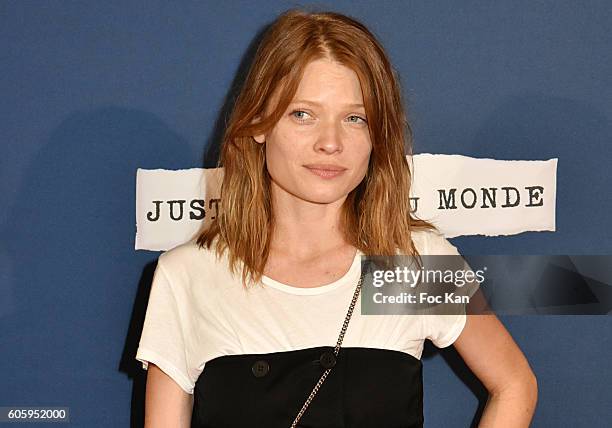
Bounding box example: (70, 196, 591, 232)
(298, 189, 347, 205)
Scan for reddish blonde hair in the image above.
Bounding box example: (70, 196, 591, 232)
(196, 9, 436, 287)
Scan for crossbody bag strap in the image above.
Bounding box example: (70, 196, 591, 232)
(289, 272, 364, 428)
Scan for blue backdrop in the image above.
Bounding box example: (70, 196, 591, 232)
(2, 1, 611, 426)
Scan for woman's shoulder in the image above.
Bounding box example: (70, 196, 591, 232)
(157, 237, 228, 281)
(410, 228, 461, 256)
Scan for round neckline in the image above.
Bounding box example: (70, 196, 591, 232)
(261, 249, 363, 295)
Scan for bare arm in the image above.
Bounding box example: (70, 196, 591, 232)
(144, 363, 194, 428)
(453, 314, 538, 427)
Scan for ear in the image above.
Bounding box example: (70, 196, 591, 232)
(251, 115, 265, 144)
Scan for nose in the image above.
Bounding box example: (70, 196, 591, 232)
(313, 120, 343, 154)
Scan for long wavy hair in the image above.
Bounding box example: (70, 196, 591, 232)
(196, 8, 436, 287)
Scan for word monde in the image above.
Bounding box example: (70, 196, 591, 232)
(409, 185, 545, 211)
(146, 198, 220, 222)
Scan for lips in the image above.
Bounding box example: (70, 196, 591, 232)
(304, 164, 347, 179)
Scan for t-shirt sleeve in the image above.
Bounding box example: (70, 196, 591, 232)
(422, 231, 469, 348)
(135, 260, 195, 394)
(425, 313, 467, 348)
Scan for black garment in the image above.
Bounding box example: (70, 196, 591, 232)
(191, 346, 423, 428)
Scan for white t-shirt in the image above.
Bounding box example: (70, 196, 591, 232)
(135, 229, 467, 395)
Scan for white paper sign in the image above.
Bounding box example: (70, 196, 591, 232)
(135, 154, 557, 250)
(135, 168, 223, 251)
(409, 154, 557, 238)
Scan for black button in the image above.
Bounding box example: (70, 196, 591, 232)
(319, 351, 336, 369)
(251, 360, 270, 377)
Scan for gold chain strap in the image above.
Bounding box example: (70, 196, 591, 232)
(289, 272, 364, 428)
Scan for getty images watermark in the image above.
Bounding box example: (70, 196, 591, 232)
(360, 255, 483, 316)
(371, 262, 485, 304)
(359, 255, 612, 315)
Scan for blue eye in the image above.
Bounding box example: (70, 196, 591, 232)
(291, 110, 311, 121)
(347, 115, 367, 124)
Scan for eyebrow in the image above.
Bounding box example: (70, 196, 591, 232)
(290, 99, 365, 109)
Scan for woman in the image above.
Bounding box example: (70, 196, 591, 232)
(136, 9, 537, 427)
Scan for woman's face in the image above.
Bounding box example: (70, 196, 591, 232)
(254, 58, 372, 206)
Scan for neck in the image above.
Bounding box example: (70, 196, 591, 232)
(268, 185, 350, 260)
